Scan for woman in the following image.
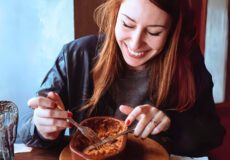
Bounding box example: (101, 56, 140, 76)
(19, 0, 225, 157)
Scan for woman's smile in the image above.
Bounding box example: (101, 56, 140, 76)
(128, 47, 144, 57)
(125, 43, 145, 58)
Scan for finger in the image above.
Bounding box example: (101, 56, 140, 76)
(47, 92, 65, 110)
(152, 110, 164, 125)
(124, 104, 156, 126)
(132, 107, 157, 136)
(155, 109, 163, 117)
(151, 116, 170, 135)
(119, 105, 133, 115)
(160, 116, 171, 131)
(34, 108, 71, 119)
(134, 106, 159, 137)
(140, 120, 157, 138)
(149, 111, 165, 135)
(124, 106, 144, 126)
(28, 97, 57, 109)
(134, 117, 150, 136)
(37, 125, 66, 134)
(34, 116, 71, 128)
(37, 129, 63, 140)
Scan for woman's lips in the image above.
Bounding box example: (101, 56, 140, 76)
(128, 47, 144, 57)
(125, 44, 146, 58)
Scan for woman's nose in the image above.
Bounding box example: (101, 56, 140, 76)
(129, 29, 144, 50)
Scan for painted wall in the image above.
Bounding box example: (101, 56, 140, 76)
(0, 0, 74, 130)
(205, 0, 228, 103)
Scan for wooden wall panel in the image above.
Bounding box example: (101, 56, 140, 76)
(225, 0, 230, 101)
(74, 0, 103, 38)
(189, 0, 207, 54)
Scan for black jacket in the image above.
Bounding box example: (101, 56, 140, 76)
(19, 35, 225, 157)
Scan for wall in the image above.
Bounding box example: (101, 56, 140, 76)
(0, 0, 74, 130)
(205, 0, 228, 103)
(226, 0, 230, 101)
(74, 0, 102, 38)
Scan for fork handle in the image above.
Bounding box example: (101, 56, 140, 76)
(67, 118, 86, 135)
(67, 117, 80, 129)
(95, 127, 135, 147)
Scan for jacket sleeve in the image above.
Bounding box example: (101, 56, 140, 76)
(18, 35, 99, 148)
(18, 108, 65, 148)
(18, 44, 68, 148)
(169, 83, 225, 157)
(167, 51, 225, 156)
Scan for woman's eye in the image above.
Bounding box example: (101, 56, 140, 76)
(122, 21, 134, 28)
(148, 31, 161, 36)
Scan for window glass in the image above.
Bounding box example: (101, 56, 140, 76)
(0, 0, 74, 124)
(205, 0, 228, 103)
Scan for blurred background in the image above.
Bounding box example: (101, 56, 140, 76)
(0, 0, 74, 124)
(0, 0, 229, 159)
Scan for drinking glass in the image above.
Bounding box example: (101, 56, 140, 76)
(0, 101, 18, 160)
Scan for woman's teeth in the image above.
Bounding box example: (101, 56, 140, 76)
(128, 47, 144, 56)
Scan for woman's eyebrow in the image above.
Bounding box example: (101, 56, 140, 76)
(121, 13, 166, 28)
(121, 13, 136, 22)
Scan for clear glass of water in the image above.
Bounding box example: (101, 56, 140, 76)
(0, 101, 18, 160)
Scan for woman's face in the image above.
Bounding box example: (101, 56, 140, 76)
(115, 0, 171, 70)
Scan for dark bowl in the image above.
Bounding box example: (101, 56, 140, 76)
(69, 116, 128, 160)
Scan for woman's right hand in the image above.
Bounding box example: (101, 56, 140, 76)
(28, 91, 72, 140)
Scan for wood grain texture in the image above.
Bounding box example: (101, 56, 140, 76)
(225, 1, 230, 102)
(74, 0, 103, 38)
(60, 134, 169, 160)
(189, 0, 207, 54)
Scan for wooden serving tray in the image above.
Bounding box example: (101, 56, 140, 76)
(60, 134, 169, 160)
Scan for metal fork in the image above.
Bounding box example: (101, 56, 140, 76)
(67, 117, 102, 144)
(92, 127, 135, 149)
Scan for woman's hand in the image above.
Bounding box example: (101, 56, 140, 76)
(119, 104, 171, 138)
(28, 91, 72, 140)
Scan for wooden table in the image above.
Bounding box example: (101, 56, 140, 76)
(15, 137, 69, 160)
(15, 135, 170, 160)
(15, 146, 64, 160)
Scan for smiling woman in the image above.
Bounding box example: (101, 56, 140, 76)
(18, 0, 225, 158)
(0, 0, 74, 141)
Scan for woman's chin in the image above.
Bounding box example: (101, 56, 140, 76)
(125, 62, 146, 70)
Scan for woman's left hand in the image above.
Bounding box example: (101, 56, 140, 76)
(119, 104, 171, 138)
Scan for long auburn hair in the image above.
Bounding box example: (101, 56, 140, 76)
(80, 0, 196, 114)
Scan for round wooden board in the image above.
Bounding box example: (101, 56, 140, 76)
(60, 134, 169, 160)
